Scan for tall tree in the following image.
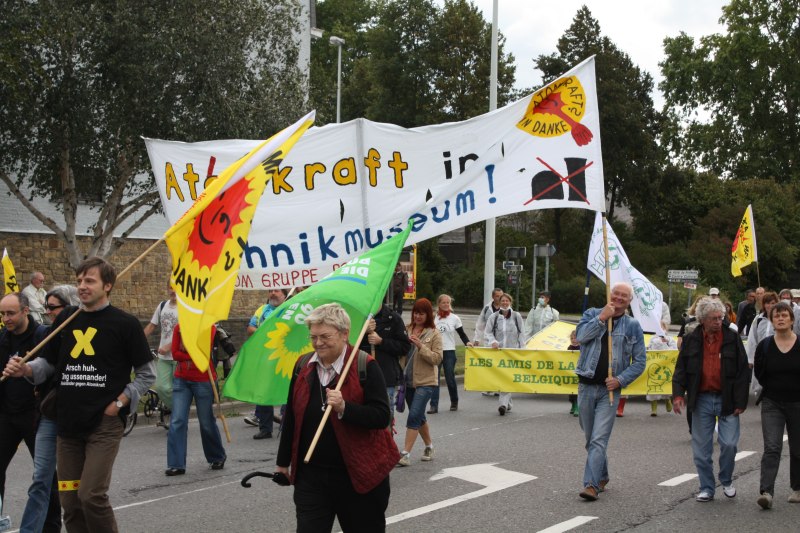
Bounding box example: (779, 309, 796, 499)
(0, 0, 306, 267)
(535, 7, 661, 240)
(660, 0, 799, 182)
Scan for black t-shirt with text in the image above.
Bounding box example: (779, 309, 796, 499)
(45, 305, 151, 438)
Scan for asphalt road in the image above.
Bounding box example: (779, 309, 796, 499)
(4, 313, 795, 532)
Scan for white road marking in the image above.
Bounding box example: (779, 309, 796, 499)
(385, 463, 536, 526)
(536, 516, 598, 533)
(114, 480, 241, 510)
(659, 451, 757, 487)
(659, 473, 698, 486)
(735, 451, 756, 461)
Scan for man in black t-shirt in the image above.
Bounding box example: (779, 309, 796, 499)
(5, 257, 154, 533)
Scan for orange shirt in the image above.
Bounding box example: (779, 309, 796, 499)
(698, 329, 722, 393)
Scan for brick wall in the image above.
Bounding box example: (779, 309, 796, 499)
(1, 232, 271, 321)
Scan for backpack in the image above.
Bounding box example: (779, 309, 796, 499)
(491, 310, 522, 340)
(293, 350, 369, 384)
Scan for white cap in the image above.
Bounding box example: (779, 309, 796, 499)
(709, 287, 720, 295)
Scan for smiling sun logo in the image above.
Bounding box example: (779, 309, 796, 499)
(266, 322, 313, 378)
(186, 178, 250, 269)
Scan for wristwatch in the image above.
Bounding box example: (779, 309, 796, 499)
(115, 399, 124, 409)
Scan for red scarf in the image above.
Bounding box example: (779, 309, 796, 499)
(437, 309, 450, 319)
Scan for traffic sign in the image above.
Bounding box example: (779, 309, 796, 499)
(502, 261, 516, 270)
(668, 269, 699, 282)
(684, 282, 697, 290)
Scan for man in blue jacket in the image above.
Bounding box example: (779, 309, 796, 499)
(575, 282, 646, 501)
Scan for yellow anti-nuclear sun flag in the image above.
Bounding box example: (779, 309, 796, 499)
(165, 111, 315, 372)
(731, 204, 758, 277)
(2, 248, 20, 294)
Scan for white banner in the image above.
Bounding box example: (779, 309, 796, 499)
(146, 57, 605, 290)
(587, 213, 664, 334)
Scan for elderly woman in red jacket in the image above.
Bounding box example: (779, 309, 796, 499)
(276, 303, 398, 532)
(165, 324, 226, 476)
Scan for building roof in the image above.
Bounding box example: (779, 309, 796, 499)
(0, 180, 169, 239)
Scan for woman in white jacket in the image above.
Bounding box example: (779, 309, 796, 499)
(485, 293, 526, 415)
(747, 291, 778, 396)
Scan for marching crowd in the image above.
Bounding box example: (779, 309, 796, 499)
(3, 258, 800, 531)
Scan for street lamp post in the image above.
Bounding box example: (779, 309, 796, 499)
(329, 35, 345, 123)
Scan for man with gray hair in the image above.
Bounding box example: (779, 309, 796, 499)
(21, 271, 47, 324)
(672, 297, 749, 502)
(574, 282, 646, 501)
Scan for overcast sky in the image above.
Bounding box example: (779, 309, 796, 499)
(459, 0, 730, 108)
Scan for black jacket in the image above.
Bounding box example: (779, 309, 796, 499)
(358, 305, 411, 387)
(672, 324, 750, 416)
(0, 318, 48, 414)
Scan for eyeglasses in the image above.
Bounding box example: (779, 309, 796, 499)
(309, 333, 337, 344)
(46, 304, 64, 311)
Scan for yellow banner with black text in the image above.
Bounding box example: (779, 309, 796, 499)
(464, 348, 677, 396)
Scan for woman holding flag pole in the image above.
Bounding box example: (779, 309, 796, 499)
(275, 303, 399, 532)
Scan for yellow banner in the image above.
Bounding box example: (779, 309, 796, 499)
(731, 204, 757, 277)
(464, 347, 678, 396)
(165, 112, 315, 371)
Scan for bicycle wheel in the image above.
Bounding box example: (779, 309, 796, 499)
(123, 412, 137, 437)
(143, 390, 159, 418)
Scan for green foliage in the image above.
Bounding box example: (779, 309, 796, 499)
(0, 0, 306, 265)
(535, 7, 662, 223)
(311, 0, 517, 127)
(660, 0, 800, 182)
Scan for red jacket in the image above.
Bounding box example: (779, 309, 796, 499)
(289, 346, 400, 494)
(172, 324, 217, 382)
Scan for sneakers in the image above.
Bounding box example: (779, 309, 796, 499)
(427, 407, 438, 414)
(723, 485, 736, 498)
(758, 492, 773, 509)
(450, 403, 458, 411)
(579, 486, 598, 501)
(210, 459, 225, 470)
(397, 452, 410, 467)
(244, 415, 260, 427)
(421, 446, 434, 461)
(253, 430, 272, 439)
(498, 405, 506, 416)
(787, 490, 800, 503)
(482, 392, 499, 397)
(165, 468, 185, 476)
(695, 491, 713, 502)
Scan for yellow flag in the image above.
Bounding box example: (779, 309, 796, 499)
(731, 204, 757, 277)
(165, 111, 315, 371)
(2, 248, 20, 294)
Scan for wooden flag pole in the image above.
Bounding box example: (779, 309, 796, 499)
(1, 237, 167, 382)
(601, 214, 614, 406)
(304, 315, 373, 464)
(207, 365, 231, 443)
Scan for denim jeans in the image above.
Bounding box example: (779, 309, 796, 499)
(578, 383, 619, 489)
(20, 416, 61, 533)
(759, 397, 800, 495)
(405, 386, 434, 429)
(168, 378, 226, 469)
(430, 350, 458, 408)
(255, 404, 275, 433)
(691, 392, 740, 495)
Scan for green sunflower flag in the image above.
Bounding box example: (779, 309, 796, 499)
(222, 222, 412, 405)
